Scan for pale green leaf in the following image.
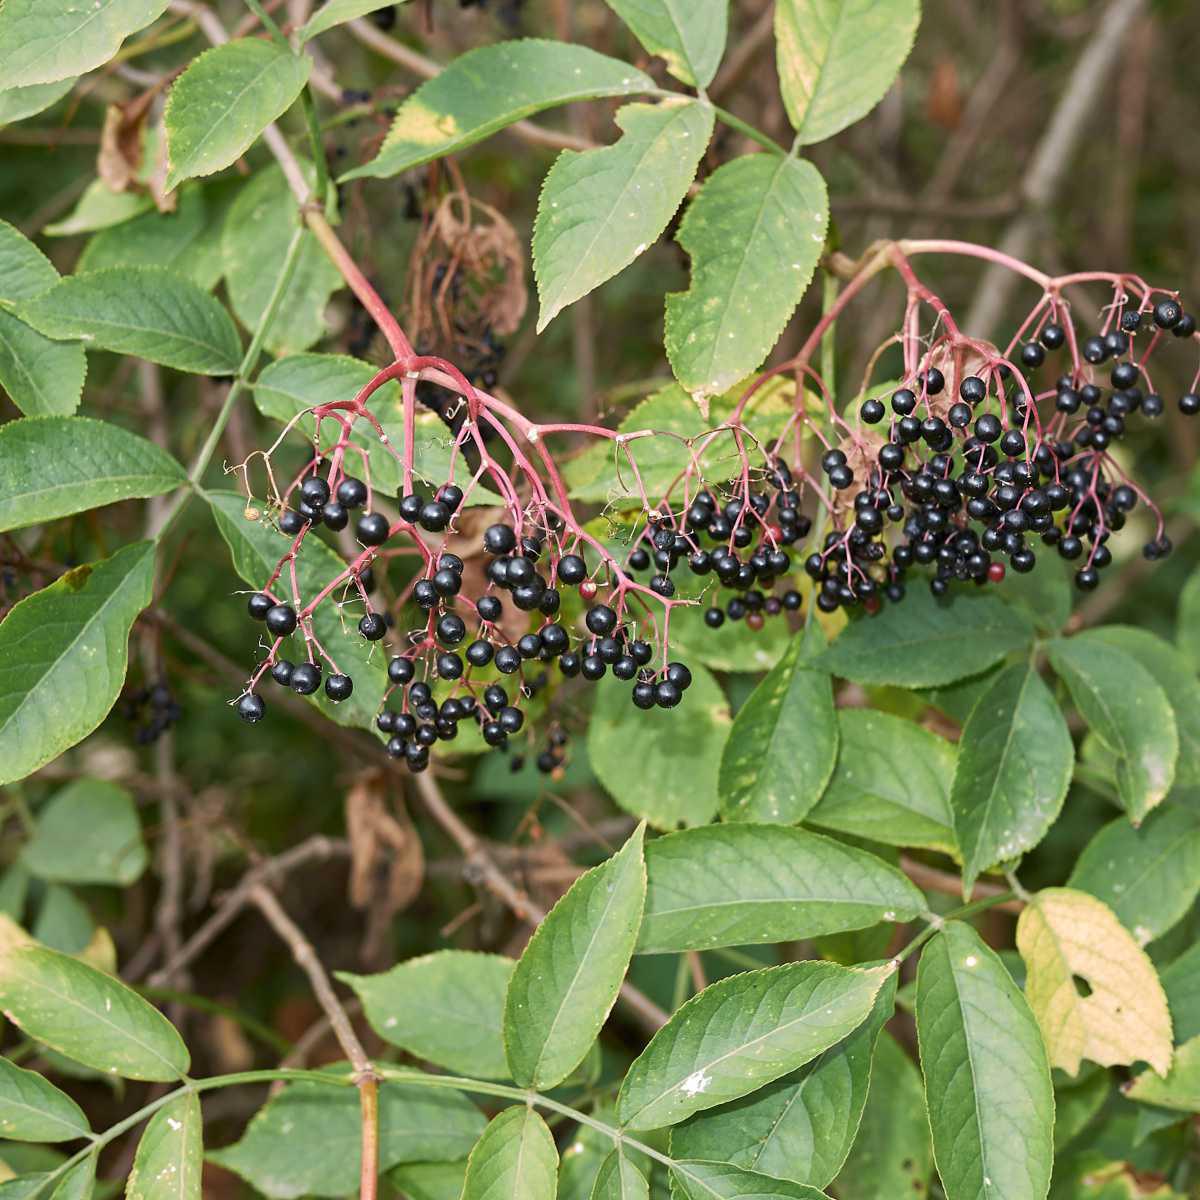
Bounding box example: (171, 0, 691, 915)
(342, 40, 654, 181)
(1177, 567, 1200, 673)
(1161, 943, 1200, 1044)
(1128, 1035, 1200, 1113)
(671, 971, 896, 1188)
(666, 154, 827, 401)
(0, 1058, 90, 1143)
(164, 40, 311, 189)
(1047, 634, 1177, 824)
(0, 222, 60, 301)
(832, 1031, 931, 1200)
(505, 825, 646, 1088)
(534, 99, 713, 331)
(637, 825, 922, 954)
(0, 417, 185, 533)
(17, 269, 241, 375)
(1068, 807, 1200, 945)
(48, 1153, 94, 1200)
(616, 960, 892, 1130)
(460, 1106, 557, 1200)
(1016, 887, 1173, 1077)
(719, 626, 836, 824)
(915, 920, 1053, 1200)
(0, 541, 156, 787)
(43, 181, 153, 238)
(805, 708, 956, 854)
(388, 1162, 467, 1200)
(668, 1160, 828, 1199)
(222, 165, 341, 355)
(206, 491, 387, 729)
(0, 0, 169, 89)
(590, 1149, 647, 1200)
(126, 1092, 201, 1200)
(818, 589, 1035, 687)
(32, 887, 93, 956)
(774, 0, 920, 144)
(667, 601, 791, 674)
(338, 951, 513, 1079)
(0, 79, 76, 127)
(604, 0, 727, 87)
(299, 0, 406, 42)
(994, 558, 1071, 634)
(209, 1076, 484, 1198)
(22, 779, 147, 887)
(0, 917, 188, 1081)
(587, 662, 730, 829)
(951, 662, 1074, 893)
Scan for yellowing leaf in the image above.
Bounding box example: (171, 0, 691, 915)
(1016, 887, 1172, 1077)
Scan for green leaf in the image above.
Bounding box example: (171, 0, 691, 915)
(587, 661, 730, 829)
(0, 916, 188, 1080)
(43, 180, 153, 237)
(47, 1153, 95, 1200)
(993, 559, 1071, 634)
(0, 1058, 90, 1142)
(338, 951, 513, 1080)
(0, 0, 169, 88)
(222, 166, 342, 355)
(1177, 567, 1200, 673)
(0, 541, 155, 787)
(164, 39, 311, 190)
(719, 626, 836, 824)
(460, 1106, 557, 1200)
(206, 490, 387, 729)
(774, 0, 920, 144)
(637, 825, 922, 954)
(1017, 888, 1173, 1078)
(1052, 1067, 1110, 1152)
(915, 920, 1053, 1200)
(666, 154, 827, 401)
(504, 825, 646, 1088)
(17, 269, 241, 376)
(78, 184, 230, 291)
(0, 221, 85, 418)
(616, 960, 892, 1130)
(209, 1076, 484, 1198)
(534, 99, 713, 332)
(951, 662, 1074, 893)
(832, 1031, 931, 1199)
(0, 79, 76, 127)
(671, 971, 896, 1188)
(22, 779, 147, 887)
(31, 886, 93, 957)
(1047, 634, 1177, 824)
(1127, 1035, 1200, 1113)
(342, 40, 654, 181)
(590, 1149, 647, 1200)
(818, 589, 1035, 688)
(604, 0, 727, 87)
(1162, 943, 1200, 1044)
(667, 1161, 828, 1199)
(127, 1092, 201, 1200)
(1086, 626, 1200, 789)
(805, 708, 956, 854)
(0, 417, 185, 533)
(299, 0, 402, 41)
(388, 1162, 467, 1200)
(667, 600, 791, 673)
(1068, 807, 1200, 946)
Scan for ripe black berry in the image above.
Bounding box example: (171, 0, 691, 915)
(484, 524, 516, 554)
(322, 502, 349, 531)
(247, 592, 273, 620)
(237, 693, 265, 723)
(419, 501, 451, 532)
(654, 680, 682, 708)
(437, 613, 466, 645)
(557, 554, 587, 584)
(271, 659, 294, 686)
(585, 605, 618, 636)
(388, 656, 415, 685)
(495, 645, 521, 674)
(325, 674, 353, 702)
(291, 663, 321, 694)
(861, 397, 885, 424)
(356, 513, 390, 545)
(1154, 298, 1183, 329)
(265, 603, 298, 636)
(279, 509, 306, 535)
(477, 595, 502, 622)
(337, 477, 367, 508)
(436, 483, 464, 511)
(1180, 393, 1200, 416)
(359, 612, 387, 640)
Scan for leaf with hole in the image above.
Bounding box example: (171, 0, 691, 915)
(774, 0, 921, 144)
(636, 825, 922, 954)
(339, 951, 513, 1079)
(720, 626, 836, 824)
(534, 99, 713, 331)
(1016, 887, 1173, 1077)
(0, 541, 155, 788)
(806, 708, 957, 854)
(164, 39, 311, 190)
(0, 916, 188, 1080)
(951, 661, 1074, 893)
(504, 824, 645, 1088)
(0, 0, 169, 89)
(1047, 634, 1177, 824)
(915, 920, 1053, 1200)
(667, 154, 827, 402)
(617, 960, 892, 1130)
(342, 41, 654, 181)
(0, 417, 185, 533)
(670, 969, 896, 1188)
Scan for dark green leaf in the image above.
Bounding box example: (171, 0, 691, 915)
(342, 41, 654, 181)
(0, 541, 156, 787)
(637, 825, 922, 954)
(127, 1092, 201, 1200)
(298, 0, 402, 42)
(459, 1106, 557, 1200)
(589, 1148, 647, 1200)
(1162, 942, 1200, 1043)
(1178, 567, 1200, 674)
(0, 1057, 90, 1142)
(668, 1160, 828, 1199)
(0, 417, 185, 533)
